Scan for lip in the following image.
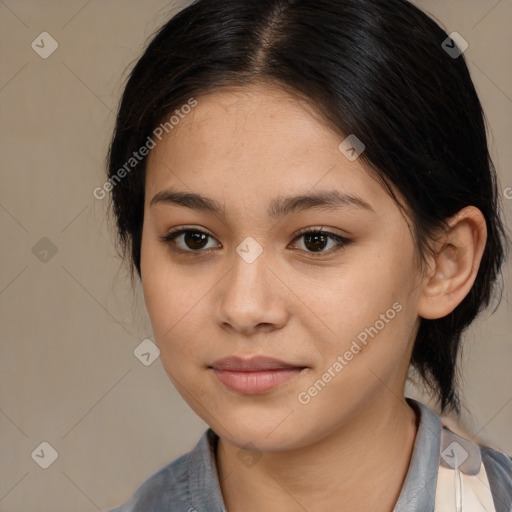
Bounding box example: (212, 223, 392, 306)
(209, 356, 307, 394)
(210, 355, 305, 371)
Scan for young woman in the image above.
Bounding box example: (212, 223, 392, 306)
(105, 0, 511, 510)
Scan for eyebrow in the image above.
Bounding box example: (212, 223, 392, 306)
(150, 188, 374, 218)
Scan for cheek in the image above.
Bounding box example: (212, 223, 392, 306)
(140, 242, 212, 378)
(141, 236, 184, 347)
(141, 271, 197, 350)
(141, 226, 184, 330)
(309, 250, 416, 343)
(292, 301, 417, 433)
(299, 244, 420, 388)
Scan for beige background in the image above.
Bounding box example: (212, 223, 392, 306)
(0, 1, 511, 510)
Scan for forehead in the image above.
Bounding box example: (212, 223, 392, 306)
(149, 84, 338, 161)
(144, 83, 388, 213)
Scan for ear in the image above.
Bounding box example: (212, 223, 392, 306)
(417, 206, 487, 320)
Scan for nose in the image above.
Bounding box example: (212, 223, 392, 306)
(216, 247, 289, 336)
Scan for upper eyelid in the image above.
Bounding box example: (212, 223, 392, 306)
(164, 225, 346, 240)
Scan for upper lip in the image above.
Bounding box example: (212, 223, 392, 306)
(210, 356, 306, 371)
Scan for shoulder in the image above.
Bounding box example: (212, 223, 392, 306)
(480, 444, 512, 475)
(480, 444, 512, 509)
(440, 424, 512, 510)
(106, 442, 197, 511)
(106, 428, 226, 512)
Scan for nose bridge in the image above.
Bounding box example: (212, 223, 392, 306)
(217, 236, 286, 332)
(227, 237, 269, 304)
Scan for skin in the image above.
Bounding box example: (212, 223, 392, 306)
(140, 83, 487, 512)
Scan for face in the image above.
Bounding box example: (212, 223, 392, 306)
(140, 83, 424, 452)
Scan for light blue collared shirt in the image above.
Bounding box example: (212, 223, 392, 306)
(108, 399, 512, 511)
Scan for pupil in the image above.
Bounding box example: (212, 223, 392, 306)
(305, 232, 327, 252)
(185, 231, 208, 250)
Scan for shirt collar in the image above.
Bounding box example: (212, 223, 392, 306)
(186, 398, 441, 512)
(187, 427, 227, 511)
(393, 398, 442, 512)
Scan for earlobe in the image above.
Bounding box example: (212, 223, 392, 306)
(417, 206, 487, 320)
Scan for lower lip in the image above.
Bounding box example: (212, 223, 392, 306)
(211, 368, 305, 394)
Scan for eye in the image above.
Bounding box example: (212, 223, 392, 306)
(159, 226, 220, 253)
(290, 227, 352, 257)
(159, 226, 352, 256)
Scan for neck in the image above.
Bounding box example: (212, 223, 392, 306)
(216, 396, 419, 512)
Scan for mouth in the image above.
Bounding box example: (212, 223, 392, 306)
(209, 356, 308, 394)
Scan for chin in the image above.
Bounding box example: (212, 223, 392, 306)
(208, 410, 317, 453)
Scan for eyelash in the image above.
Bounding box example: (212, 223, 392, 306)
(159, 226, 352, 258)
